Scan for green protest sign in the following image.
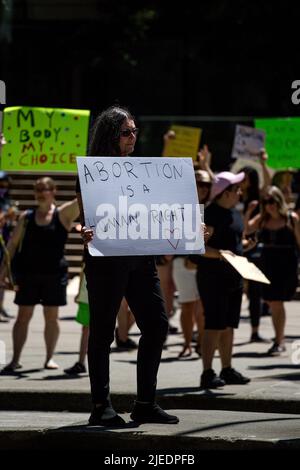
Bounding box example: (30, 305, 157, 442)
(1, 106, 90, 172)
(255, 117, 300, 169)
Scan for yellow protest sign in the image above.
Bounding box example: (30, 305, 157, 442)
(162, 125, 202, 160)
(1, 106, 90, 172)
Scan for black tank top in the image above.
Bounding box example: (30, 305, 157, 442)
(16, 208, 68, 275)
(258, 216, 298, 251)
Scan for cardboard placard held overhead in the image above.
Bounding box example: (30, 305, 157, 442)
(231, 124, 265, 160)
(255, 117, 300, 169)
(1, 106, 90, 172)
(162, 125, 202, 161)
(220, 250, 270, 284)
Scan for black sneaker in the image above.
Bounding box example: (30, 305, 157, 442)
(220, 367, 251, 385)
(267, 342, 286, 356)
(200, 368, 225, 389)
(88, 403, 126, 427)
(64, 362, 86, 375)
(130, 402, 179, 424)
(115, 328, 138, 350)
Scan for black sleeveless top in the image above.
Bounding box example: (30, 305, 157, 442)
(257, 216, 299, 300)
(258, 218, 298, 251)
(15, 208, 68, 276)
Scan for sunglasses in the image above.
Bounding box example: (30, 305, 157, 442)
(262, 197, 276, 205)
(120, 128, 139, 138)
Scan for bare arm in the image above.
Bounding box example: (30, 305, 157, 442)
(243, 200, 260, 235)
(58, 198, 80, 231)
(76, 192, 94, 246)
(0, 212, 27, 279)
(161, 129, 176, 156)
(245, 213, 262, 235)
(197, 145, 215, 181)
(259, 148, 272, 190)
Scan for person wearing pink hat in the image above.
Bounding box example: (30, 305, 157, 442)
(193, 170, 253, 389)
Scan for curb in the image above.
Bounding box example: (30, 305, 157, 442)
(1, 389, 300, 415)
(1, 428, 300, 451)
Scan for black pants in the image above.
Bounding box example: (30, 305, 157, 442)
(84, 254, 168, 405)
(248, 280, 262, 328)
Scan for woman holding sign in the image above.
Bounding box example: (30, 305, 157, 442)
(193, 171, 253, 389)
(0, 177, 79, 372)
(77, 105, 179, 426)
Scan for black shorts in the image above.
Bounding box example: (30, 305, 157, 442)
(197, 267, 243, 330)
(14, 273, 68, 306)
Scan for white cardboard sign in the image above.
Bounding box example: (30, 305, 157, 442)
(77, 156, 205, 257)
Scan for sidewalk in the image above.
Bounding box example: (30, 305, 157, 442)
(1, 280, 300, 449)
(1, 409, 300, 450)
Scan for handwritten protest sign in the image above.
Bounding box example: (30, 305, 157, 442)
(77, 156, 204, 257)
(231, 125, 265, 160)
(255, 117, 300, 169)
(1, 106, 90, 172)
(162, 125, 202, 160)
(220, 250, 270, 284)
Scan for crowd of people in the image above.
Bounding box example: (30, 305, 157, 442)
(0, 106, 300, 427)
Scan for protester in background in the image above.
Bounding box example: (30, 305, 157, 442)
(272, 170, 295, 205)
(0, 210, 9, 322)
(194, 171, 254, 389)
(0, 171, 18, 322)
(173, 165, 211, 358)
(77, 106, 179, 426)
(246, 186, 300, 355)
(0, 177, 79, 372)
(234, 149, 272, 342)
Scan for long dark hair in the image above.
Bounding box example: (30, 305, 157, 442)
(240, 166, 260, 202)
(88, 106, 134, 156)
